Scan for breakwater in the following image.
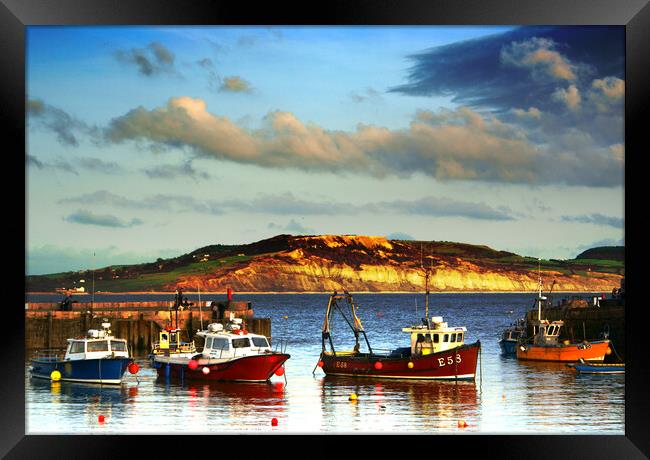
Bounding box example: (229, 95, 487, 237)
(24, 300, 271, 352)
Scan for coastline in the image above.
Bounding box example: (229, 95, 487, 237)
(26, 289, 611, 295)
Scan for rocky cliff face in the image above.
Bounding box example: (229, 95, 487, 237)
(171, 235, 622, 292)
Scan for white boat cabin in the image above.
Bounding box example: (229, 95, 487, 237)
(402, 316, 466, 355)
(64, 322, 129, 361)
(531, 319, 563, 346)
(196, 320, 272, 360)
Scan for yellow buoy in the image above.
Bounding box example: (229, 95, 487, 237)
(50, 370, 61, 382)
(563, 340, 570, 345)
(349, 393, 358, 401)
(407, 362, 414, 369)
(606, 348, 612, 355)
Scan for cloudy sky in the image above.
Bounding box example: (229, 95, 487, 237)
(26, 26, 624, 275)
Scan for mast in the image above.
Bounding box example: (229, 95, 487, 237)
(537, 258, 543, 322)
(91, 252, 95, 314)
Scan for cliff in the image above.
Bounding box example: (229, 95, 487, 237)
(26, 235, 624, 293)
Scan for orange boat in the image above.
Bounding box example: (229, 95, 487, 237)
(516, 266, 610, 362)
(516, 319, 610, 362)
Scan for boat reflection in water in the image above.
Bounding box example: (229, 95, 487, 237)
(318, 376, 479, 432)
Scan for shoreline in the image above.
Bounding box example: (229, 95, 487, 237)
(26, 290, 612, 295)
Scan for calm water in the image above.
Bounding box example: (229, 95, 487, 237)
(25, 293, 624, 433)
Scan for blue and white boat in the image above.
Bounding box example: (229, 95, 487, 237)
(498, 318, 526, 355)
(30, 321, 132, 384)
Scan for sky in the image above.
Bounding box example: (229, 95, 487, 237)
(25, 26, 625, 275)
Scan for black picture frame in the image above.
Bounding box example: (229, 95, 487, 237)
(3, 0, 648, 457)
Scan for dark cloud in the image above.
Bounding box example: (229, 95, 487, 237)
(64, 209, 143, 228)
(386, 232, 415, 240)
(76, 157, 124, 174)
(27, 98, 97, 146)
(268, 219, 314, 235)
(219, 76, 253, 93)
(390, 26, 623, 113)
(350, 88, 382, 103)
(115, 42, 177, 77)
(560, 213, 624, 228)
(26, 154, 79, 175)
(142, 161, 211, 181)
(59, 190, 516, 222)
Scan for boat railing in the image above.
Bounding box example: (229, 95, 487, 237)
(33, 349, 65, 361)
(271, 337, 289, 354)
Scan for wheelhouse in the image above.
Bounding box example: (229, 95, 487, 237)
(402, 317, 467, 355)
(532, 319, 564, 346)
(198, 323, 272, 359)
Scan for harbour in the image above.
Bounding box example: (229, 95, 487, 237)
(25, 292, 625, 433)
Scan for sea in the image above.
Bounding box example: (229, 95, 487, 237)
(25, 292, 624, 434)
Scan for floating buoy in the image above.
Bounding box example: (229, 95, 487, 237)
(50, 370, 61, 381)
(283, 316, 288, 320)
(502, 394, 506, 400)
(271, 417, 278, 426)
(202, 367, 210, 375)
(275, 367, 285, 377)
(188, 360, 199, 370)
(376, 312, 383, 318)
(407, 362, 414, 369)
(128, 363, 140, 374)
(98, 415, 105, 423)
(317, 361, 324, 368)
(349, 393, 358, 401)
(458, 420, 468, 428)
(242, 329, 248, 335)
(606, 348, 612, 355)
(374, 362, 383, 370)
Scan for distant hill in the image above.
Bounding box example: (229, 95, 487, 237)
(575, 246, 624, 262)
(26, 235, 624, 293)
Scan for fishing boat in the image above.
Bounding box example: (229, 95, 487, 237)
(498, 318, 526, 355)
(150, 316, 290, 383)
(516, 264, 610, 363)
(317, 284, 481, 380)
(30, 321, 133, 384)
(567, 361, 625, 374)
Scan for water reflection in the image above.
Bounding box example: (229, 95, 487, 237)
(318, 376, 480, 432)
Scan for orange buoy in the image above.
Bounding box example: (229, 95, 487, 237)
(374, 362, 383, 370)
(458, 420, 468, 428)
(317, 361, 324, 368)
(407, 362, 414, 369)
(128, 363, 139, 374)
(275, 367, 285, 377)
(606, 348, 612, 355)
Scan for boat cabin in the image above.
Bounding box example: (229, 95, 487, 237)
(501, 329, 523, 342)
(64, 322, 129, 361)
(531, 319, 564, 346)
(152, 327, 196, 355)
(196, 322, 272, 359)
(402, 316, 466, 355)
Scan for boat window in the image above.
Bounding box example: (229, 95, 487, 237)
(87, 340, 109, 352)
(69, 341, 85, 354)
(252, 337, 269, 348)
(433, 334, 439, 343)
(232, 338, 251, 348)
(213, 338, 229, 350)
(450, 333, 456, 343)
(457, 333, 463, 342)
(110, 341, 127, 352)
(443, 334, 449, 342)
(206, 337, 213, 349)
(548, 326, 555, 336)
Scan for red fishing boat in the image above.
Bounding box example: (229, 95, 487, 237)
(151, 316, 290, 383)
(317, 286, 481, 380)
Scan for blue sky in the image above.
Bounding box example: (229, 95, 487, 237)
(26, 26, 624, 275)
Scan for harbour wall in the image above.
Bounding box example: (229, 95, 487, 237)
(24, 300, 271, 354)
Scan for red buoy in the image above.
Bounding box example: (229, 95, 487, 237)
(188, 360, 199, 370)
(128, 363, 140, 374)
(275, 367, 285, 377)
(98, 415, 105, 423)
(374, 362, 383, 370)
(317, 361, 324, 368)
(271, 417, 278, 427)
